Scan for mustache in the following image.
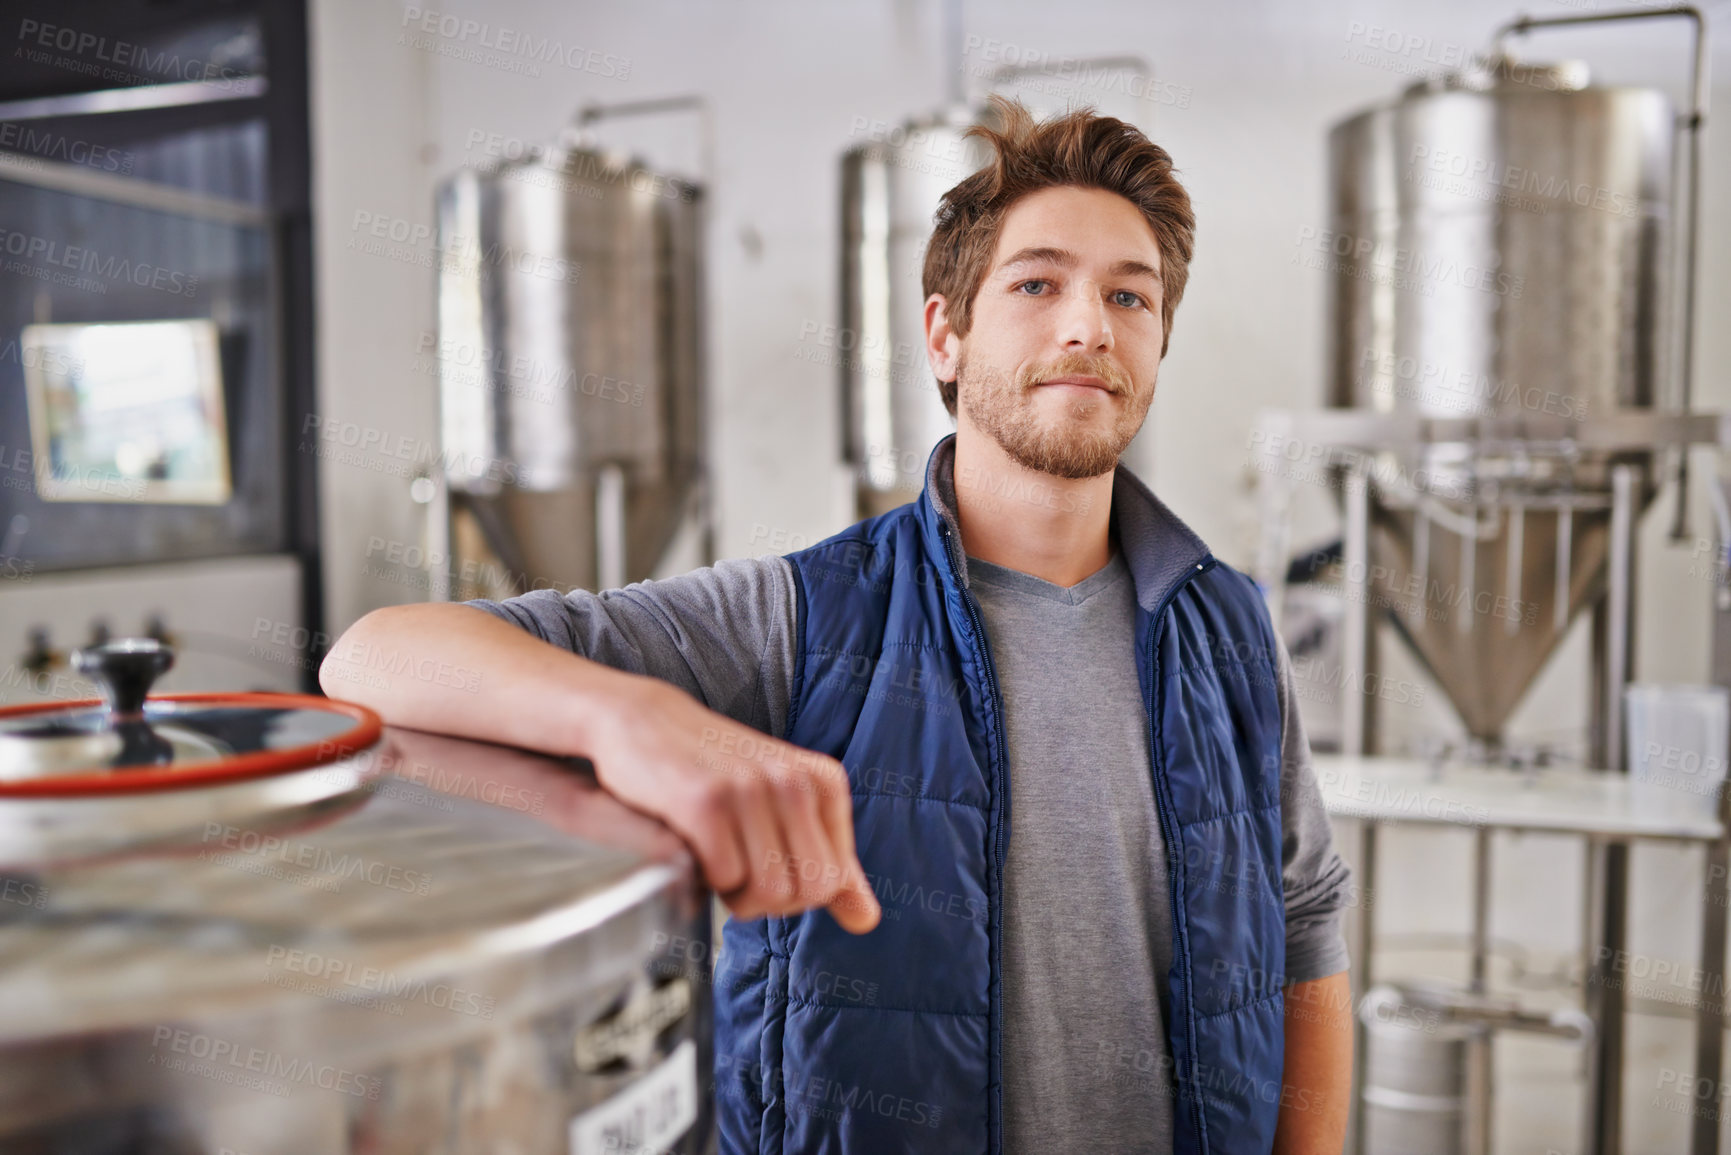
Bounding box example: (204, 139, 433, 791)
(1018, 353, 1133, 394)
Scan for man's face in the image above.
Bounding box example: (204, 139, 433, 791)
(949, 185, 1165, 480)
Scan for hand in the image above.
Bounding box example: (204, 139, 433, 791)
(588, 678, 881, 934)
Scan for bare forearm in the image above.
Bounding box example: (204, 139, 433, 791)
(1274, 970, 1353, 1154)
(319, 602, 881, 933)
(318, 603, 645, 757)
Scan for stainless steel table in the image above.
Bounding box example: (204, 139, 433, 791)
(1319, 753, 1730, 1155)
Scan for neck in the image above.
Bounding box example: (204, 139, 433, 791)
(950, 421, 1116, 587)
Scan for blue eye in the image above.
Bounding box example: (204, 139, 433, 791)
(1016, 280, 1051, 296)
(1113, 290, 1146, 308)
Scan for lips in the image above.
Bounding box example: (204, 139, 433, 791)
(1037, 376, 1114, 393)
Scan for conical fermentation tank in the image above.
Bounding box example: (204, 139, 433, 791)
(1326, 58, 1675, 743)
(435, 134, 706, 599)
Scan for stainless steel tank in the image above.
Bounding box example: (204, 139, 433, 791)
(435, 135, 705, 598)
(840, 107, 995, 514)
(0, 641, 712, 1154)
(1326, 58, 1675, 741)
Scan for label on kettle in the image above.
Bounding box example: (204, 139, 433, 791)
(569, 1039, 698, 1155)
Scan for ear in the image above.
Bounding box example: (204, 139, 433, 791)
(924, 294, 960, 383)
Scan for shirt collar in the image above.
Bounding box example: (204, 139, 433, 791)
(917, 432, 1214, 614)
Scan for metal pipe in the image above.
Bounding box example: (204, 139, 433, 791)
(1469, 826, 1494, 1155)
(574, 94, 716, 190)
(1582, 464, 1639, 1155)
(1695, 831, 1729, 1155)
(1492, 6, 1708, 542)
(1471, 827, 1492, 994)
(1554, 507, 1573, 634)
(1342, 466, 1374, 756)
(596, 465, 627, 593)
(0, 76, 267, 120)
(1348, 822, 1378, 1155)
(1605, 465, 1639, 774)
(985, 54, 1153, 89)
(0, 151, 267, 227)
(1584, 837, 1631, 1155)
(942, 0, 966, 108)
(1697, 512, 1731, 1155)
(1504, 504, 1525, 637)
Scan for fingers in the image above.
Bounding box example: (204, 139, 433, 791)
(721, 775, 795, 919)
(776, 774, 848, 909)
(715, 741, 880, 933)
(663, 774, 750, 898)
(605, 697, 881, 933)
(805, 754, 881, 933)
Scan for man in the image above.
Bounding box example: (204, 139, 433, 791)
(324, 96, 1353, 1154)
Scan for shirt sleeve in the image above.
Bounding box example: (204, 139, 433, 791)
(464, 555, 800, 739)
(1274, 630, 1354, 984)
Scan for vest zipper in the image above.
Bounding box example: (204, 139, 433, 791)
(938, 522, 1009, 1153)
(1145, 558, 1216, 1151)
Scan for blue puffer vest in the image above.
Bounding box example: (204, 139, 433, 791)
(714, 434, 1287, 1154)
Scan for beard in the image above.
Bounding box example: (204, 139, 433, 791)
(955, 348, 1154, 480)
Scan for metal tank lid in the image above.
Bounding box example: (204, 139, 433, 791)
(461, 123, 701, 201)
(0, 639, 379, 794)
(1405, 53, 1590, 97)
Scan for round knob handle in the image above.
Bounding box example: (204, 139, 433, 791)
(72, 638, 175, 722)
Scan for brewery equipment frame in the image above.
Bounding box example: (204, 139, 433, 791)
(1254, 411, 1731, 1155)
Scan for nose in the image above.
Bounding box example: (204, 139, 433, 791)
(1057, 277, 1113, 354)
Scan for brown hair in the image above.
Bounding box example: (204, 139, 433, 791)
(922, 95, 1196, 417)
